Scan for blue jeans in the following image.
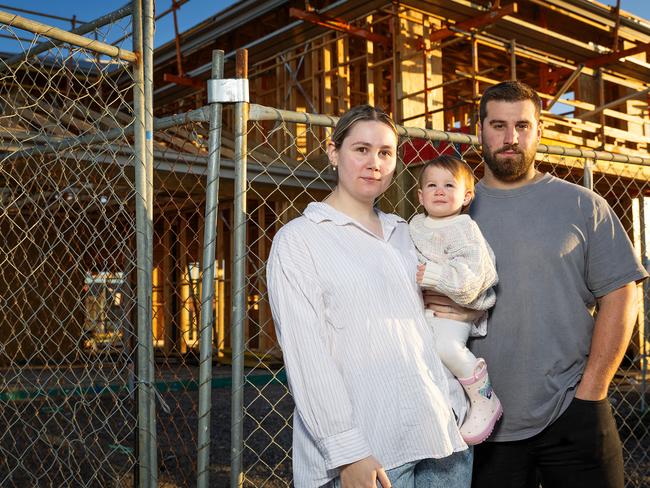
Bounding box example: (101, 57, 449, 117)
(329, 449, 473, 488)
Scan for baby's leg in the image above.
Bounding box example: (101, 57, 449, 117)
(426, 314, 502, 445)
(429, 315, 477, 378)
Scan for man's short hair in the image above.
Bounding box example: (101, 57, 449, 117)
(479, 81, 542, 124)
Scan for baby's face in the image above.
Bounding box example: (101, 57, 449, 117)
(417, 166, 472, 219)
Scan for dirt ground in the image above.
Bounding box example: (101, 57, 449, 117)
(1, 364, 648, 487)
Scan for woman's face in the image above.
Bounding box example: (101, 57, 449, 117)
(327, 120, 398, 205)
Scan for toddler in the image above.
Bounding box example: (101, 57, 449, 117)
(409, 155, 502, 445)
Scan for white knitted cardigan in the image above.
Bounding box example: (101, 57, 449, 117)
(409, 213, 498, 315)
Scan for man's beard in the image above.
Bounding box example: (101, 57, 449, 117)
(482, 143, 536, 182)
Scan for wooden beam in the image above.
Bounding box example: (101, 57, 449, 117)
(611, 0, 621, 52)
(456, 70, 648, 124)
(171, 0, 185, 77)
(366, 14, 376, 106)
(468, 31, 647, 91)
(430, 3, 518, 43)
(257, 204, 271, 355)
(547, 64, 584, 111)
(471, 34, 479, 127)
(179, 214, 190, 354)
(578, 86, 650, 120)
(548, 41, 650, 81)
(216, 207, 226, 361)
(509, 39, 517, 81)
(163, 73, 204, 90)
(289, 8, 390, 46)
(280, 50, 318, 113)
(586, 41, 650, 69)
(598, 69, 606, 148)
(162, 219, 174, 355)
(337, 36, 350, 112)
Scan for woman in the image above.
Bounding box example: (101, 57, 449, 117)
(267, 105, 471, 488)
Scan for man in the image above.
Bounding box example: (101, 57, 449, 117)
(436, 80, 647, 488)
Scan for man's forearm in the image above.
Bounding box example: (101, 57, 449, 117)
(576, 282, 638, 400)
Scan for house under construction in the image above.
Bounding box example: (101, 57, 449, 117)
(153, 0, 650, 152)
(146, 0, 650, 363)
(2, 0, 649, 370)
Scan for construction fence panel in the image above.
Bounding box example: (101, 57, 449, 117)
(149, 109, 301, 488)
(232, 106, 650, 487)
(0, 14, 144, 488)
(149, 118, 237, 488)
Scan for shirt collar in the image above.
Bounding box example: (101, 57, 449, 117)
(304, 202, 405, 240)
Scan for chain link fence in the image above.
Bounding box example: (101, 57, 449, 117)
(147, 118, 231, 487)
(0, 8, 153, 487)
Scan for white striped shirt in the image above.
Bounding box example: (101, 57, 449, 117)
(267, 202, 468, 488)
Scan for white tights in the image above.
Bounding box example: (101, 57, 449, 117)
(426, 311, 478, 379)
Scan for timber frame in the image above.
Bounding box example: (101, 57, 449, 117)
(151, 0, 650, 156)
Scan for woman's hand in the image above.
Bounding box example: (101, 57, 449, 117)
(340, 456, 391, 488)
(416, 264, 425, 285)
(423, 291, 483, 323)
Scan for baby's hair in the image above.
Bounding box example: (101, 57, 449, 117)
(418, 155, 475, 195)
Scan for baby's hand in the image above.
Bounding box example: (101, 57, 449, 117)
(416, 264, 425, 284)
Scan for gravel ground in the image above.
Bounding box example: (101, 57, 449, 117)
(1, 365, 647, 487)
(154, 368, 294, 487)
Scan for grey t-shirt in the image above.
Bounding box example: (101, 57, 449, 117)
(469, 173, 648, 441)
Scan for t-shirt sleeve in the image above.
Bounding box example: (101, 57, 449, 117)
(585, 195, 648, 297)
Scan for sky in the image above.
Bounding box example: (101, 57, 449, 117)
(0, 0, 648, 53)
(0, 0, 238, 52)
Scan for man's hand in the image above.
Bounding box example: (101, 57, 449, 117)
(416, 264, 425, 284)
(423, 291, 483, 323)
(340, 456, 391, 488)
